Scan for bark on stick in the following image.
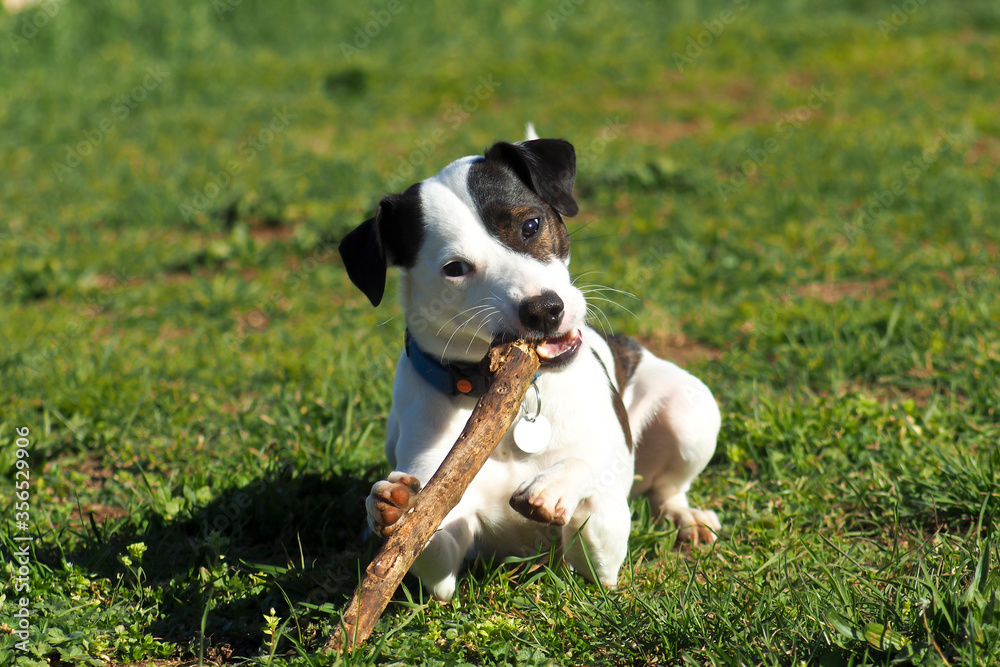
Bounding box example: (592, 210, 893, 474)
(327, 341, 540, 653)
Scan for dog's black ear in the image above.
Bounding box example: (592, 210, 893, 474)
(485, 139, 579, 217)
(339, 197, 396, 307)
(339, 190, 424, 307)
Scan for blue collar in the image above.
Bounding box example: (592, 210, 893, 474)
(405, 332, 494, 397)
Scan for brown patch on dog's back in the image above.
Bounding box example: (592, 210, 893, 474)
(591, 343, 636, 452)
(603, 334, 644, 391)
(610, 390, 633, 452)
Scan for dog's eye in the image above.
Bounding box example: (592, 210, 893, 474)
(521, 218, 540, 240)
(442, 261, 472, 278)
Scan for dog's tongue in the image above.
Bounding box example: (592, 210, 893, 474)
(536, 329, 582, 360)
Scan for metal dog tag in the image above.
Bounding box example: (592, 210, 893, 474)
(513, 378, 550, 454)
(513, 414, 551, 454)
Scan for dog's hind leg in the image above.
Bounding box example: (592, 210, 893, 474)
(639, 408, 722, 544)
(627, 351, 722, 544)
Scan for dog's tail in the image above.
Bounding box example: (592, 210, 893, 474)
(524, 122, 539, 141)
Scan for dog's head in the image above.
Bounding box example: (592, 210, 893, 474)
(340, 138, 587, 366)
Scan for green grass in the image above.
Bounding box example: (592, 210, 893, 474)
(1, 0, 999, 664)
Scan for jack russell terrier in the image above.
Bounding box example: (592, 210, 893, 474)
(339, 131, 721, 601)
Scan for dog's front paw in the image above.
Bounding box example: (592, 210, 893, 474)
(667, 505, 721, 546)
(509, 475, 577, 526)
(366, 471, 421, 537)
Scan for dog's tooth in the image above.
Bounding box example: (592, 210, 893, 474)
(536, 329, 581, 360)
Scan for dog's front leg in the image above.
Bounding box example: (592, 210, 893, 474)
(510, 458, 631, 587)
(509, 458, 593, 526)
(366, 471, 476, 601)
(408, 514, 475, 601)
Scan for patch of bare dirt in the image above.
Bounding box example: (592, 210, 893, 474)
(71, 501, 130, 526)
(635, 332, 725, 368)
(965, 136, 1000, 177)
(795, 278, 894, 304)
(45, 455, 131, 527)
(628, 118, 709, 146)
(247, 220, 296, 243)
(157, 323, 193, 341)
(85, 272, 143, 291)
(834, 378, 938, 406)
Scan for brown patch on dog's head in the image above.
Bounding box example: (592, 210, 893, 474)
(467, 139, 578, 263)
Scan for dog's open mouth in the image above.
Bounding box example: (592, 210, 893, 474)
(534, 329, 583, 367)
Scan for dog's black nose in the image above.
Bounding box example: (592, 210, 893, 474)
(519, 291, 565, 337)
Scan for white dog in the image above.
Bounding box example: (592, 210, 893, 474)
(338, 133, 721, 601)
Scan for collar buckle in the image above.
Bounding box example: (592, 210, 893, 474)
(405, 332, 493, 398)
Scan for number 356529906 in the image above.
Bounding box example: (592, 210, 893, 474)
(14, 427, 30, 525)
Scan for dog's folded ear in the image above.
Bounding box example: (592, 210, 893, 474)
(340, 189, 424, 307)
(339, 196, 396, 307)
(485, 139, 579, 217)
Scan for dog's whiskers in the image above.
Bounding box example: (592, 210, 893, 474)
(435, 303, 494, 338)
(586, 304, 614, 338)
(465, 310, 499, 355)
(442, 311, 485, 360)
(440, 303, 492, 356)
(585, 295, 639, 320)
(578, 283, 639, 301)
(571, 271, 601, 286)
(442, 303, 504, 360)
(578, 282, 640, 323)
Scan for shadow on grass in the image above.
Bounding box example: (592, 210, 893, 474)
(57, 465, 409, 659)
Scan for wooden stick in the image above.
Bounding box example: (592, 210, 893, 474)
(327, 340, 540, 653)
